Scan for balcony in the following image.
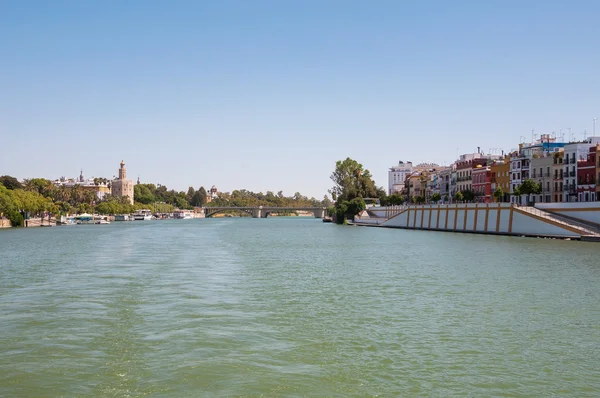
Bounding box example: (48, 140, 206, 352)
(570, 158, 576, 164)
(544, 173, 551, 178)
(569, 171, 576, 177)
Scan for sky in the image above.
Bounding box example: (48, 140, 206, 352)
(1, 0, 600, 198)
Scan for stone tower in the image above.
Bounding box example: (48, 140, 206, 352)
(112, 160, 134, 205)
(119, 160, 127, 180)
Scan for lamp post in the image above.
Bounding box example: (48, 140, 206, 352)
(594, 118, 597, 137)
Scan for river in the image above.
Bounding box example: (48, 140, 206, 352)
(1, 218, 599, 396)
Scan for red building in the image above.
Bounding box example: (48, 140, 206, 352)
(577, 147, 597, 202)
(472, 165, 492, 202)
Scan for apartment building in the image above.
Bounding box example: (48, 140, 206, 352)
(531, 154, 553, 203)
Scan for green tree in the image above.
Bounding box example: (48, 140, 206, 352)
(454, 191, 464, 202)
(431, 192, 441, 203)
(134, 184, 156, 204)
(329, 157, 378, 204)
(186, 186, 195, 200)
(519, 179, 542, 195)
(190, 188, 207, 207)
(388, 193, 405, 206)
(23, 178, 55, 198)
(0, 176, 22, 190)
(0, 184, 24, 226)
(462, 189, 475, 202)
(493, 187, 504, 202)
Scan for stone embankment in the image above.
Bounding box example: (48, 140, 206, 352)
(354, 203, 600, 241)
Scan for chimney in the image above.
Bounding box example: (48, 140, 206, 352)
(477, 146, 480, 154)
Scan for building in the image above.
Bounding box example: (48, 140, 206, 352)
(577, 146, 597, 202)
(552, 151, 565, 203)
(456, 155, 478, 194)
(511, 134, 566, 203)
(531, 153, 553, 203)
(490, 159, 510, 202)
(454, 152, 491, 194)
(388, 161, 413, 195)
(405, 172, 422, 200)
(596, 145, 600, 199)
(439, 168, 452, 201)
(111, 160, 134, 205)
(472, 164, 492, 202)
(563, 138, 600, 202)
(52, 170, 111, 201)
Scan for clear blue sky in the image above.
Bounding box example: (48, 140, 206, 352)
(1, 0, 599, 198)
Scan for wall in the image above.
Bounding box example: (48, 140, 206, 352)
(378, 203, 580, 238)
(535, 202, 600, 225)
(0, 218, 11, 228)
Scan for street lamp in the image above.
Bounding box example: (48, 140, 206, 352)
(594, 118, 597, 137)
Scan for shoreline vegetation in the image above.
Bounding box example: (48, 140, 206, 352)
(0, 175, 333, 227)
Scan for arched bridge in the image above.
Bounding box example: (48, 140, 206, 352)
(203, 206, 327, 219)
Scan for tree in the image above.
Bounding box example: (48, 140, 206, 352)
(387, 193, 405, 206)
(0, 176, 22, 190)
(329, 157, 378, 204)
(190, 190, 206, 207)
(462, 189, 475, 202)
(493, 187, 504, 202)
(322, 195, 333, 208)
(186, 186, 195, 200)
(516, 179, 541, 205)
(431, 193, 441, 203)
(454, 191, 464, 202)
(519, 179, 542, 195)
(134, 184, 156, 204)
(23, 178, 55, 198)
(0, 184, 24, 226)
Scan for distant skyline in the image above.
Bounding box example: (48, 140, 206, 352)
(1, 0, 599, 198)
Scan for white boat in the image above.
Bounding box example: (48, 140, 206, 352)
(133, 209, 153, 221)
(174, 209, 194, 219)
(75, 213, 94, 224)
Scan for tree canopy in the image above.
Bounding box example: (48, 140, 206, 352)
(329, 158, 379, 204)
(329, 158, 384, 223)
(0, 175, 22, 190)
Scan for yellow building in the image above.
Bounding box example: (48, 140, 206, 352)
(490, 158, 510, 201)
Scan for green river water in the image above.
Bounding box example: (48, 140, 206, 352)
(0, 218, 599, 397)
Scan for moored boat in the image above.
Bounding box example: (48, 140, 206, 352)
(133, 209, 153, 221)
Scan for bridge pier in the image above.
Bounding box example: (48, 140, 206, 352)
(251, 207, 263, 218)
(314, 208, 325, 219)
